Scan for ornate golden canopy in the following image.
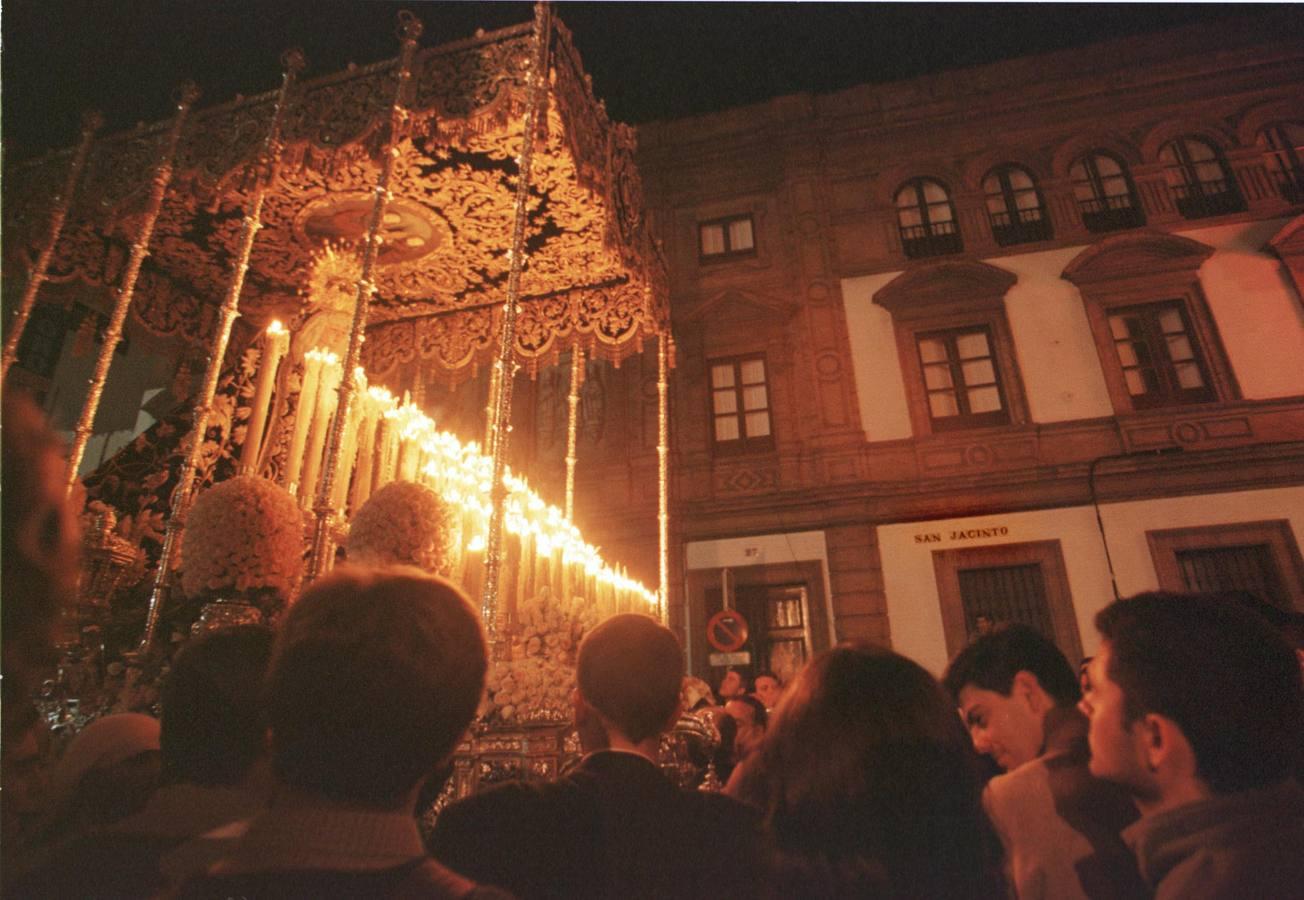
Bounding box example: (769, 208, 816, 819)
(4, 16, 668, 382)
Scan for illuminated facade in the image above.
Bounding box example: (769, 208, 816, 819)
(628, 13, 1304, 676)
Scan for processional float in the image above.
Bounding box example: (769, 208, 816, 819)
(4, 5, 680, 781)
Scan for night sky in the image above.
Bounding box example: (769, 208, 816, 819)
(1, 2, 1285, 162)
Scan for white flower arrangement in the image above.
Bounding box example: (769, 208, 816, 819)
(181, 475, 305, 602)
(345, 480, 454, 574)
(480, 586, 601, 725)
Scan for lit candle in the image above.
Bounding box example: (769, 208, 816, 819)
(299, 353, 341, 507)
(349, 392, 380, 512)
(330, 367, 367, 510)
(283, 349, 325, 494)
(240, 320, 289, 474)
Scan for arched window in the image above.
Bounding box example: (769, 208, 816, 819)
(982, 165, 1052, 246)
(1159, 136, 1244, 219)
(895, 178, 963, 259)
(1257, 123, 1304, 203)
(1070, 151, 1144, 232)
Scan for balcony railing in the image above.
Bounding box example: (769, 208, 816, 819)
(1272, 169, 1304, 205)
(1172, 179, 1246, 219)
(900, 221, 963, 259)
(1079, 195, 1145, 233)
(989, 208, 1053, 246)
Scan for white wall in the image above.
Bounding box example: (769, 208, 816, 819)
(1183, 218, 1304, 399)
(877, 486, 1304, 676)
(840, 218, 1304, 443)
(685, 530, 837, 652)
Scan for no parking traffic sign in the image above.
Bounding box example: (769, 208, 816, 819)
(706, 609, 749, 653)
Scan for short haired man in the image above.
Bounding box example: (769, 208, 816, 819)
(431, 613, 763, 899)
(752, 671, 783, 710)
(1081, 592, 1304, 899)
(180, 567, 505, 899)
(944, 625, 1144, 899)
(716, 667, 745, 702)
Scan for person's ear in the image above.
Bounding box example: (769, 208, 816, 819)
(572, 688, 589, 725)
(1139, 713, 1190, 775)
(1012, 670, 1046, 714)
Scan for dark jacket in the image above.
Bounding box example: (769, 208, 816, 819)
(1123, 779, 1304, 900)
(429, 749, 764, 900)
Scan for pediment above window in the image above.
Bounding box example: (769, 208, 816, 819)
(873, 259, 1017, 320)
(683, 287, 799, 323)
(1267, 214, 1304, 260)
(1062, 231, 1214, 286)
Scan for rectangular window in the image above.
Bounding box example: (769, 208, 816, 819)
(710, 355, 773, 452)
(1147, 521, 1304, 613)
(1107, 301, 1214, 408)
(699, 214, 755, 259)
(915, 326, 1008, 429)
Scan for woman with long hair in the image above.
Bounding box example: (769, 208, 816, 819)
(728, 644, 1006, 899)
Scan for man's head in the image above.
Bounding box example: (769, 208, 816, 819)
(266, 566, 487, 808)
(161, 624, 275, 787)
(717, 668, 745, 701)
(725, 694, 768, 762)
(974, 613, 995, 636)
(1081, 592, 1303, 811)
(576, 613, 684, 747)
(753, 671, 783, 709)
(943, 624, 1080, 771)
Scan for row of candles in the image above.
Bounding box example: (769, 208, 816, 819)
(237, 321, 658, 620)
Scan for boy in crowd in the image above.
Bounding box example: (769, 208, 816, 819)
(1081, 592, 1304, 899)
(944, 625, 1144, 899)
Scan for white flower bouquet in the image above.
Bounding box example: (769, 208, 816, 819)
(181, 475, 305, 609)
(345, 480, 455, 575)
(480, 586, 601, 725)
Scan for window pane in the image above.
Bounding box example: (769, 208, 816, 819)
(1159, 144, 1178, 165)
(740, 359, 766, 384)
(955, 331, 991, 359)
(711, 365, 735, 388)
(713, 390, 737, 414)
(1115, 341, 1139, 367)
(897, 206, 923, 228)
(982, 173, 1002, 195)
(967, 386, 1003, 413)
(700, 224, 725, 256)
(1095, 154, 1122, 176)
(742, 384, 767, 411)
(1124, 369, 1149, 396)
(1015, 190, 1042, 210)
(1158, 308, 1185, 334)
(922, 181, 949, 203)
(715, 416, 739, 441)
(962, 359, 996, 386)
(728, 218, 754, 251)
(918, 337, 948, 364)
(745, 411, 771, 437)
(1194, 160, 1224, 183)
(1101, 173, 1130, 197)
(1008, 168, 1034, 190)
(1109, 315, 1134, 340)
(1165, 334, 1194, 362)
(896, 185, 920, 209)
(1174, 361, 1206, 389)
(923, 364, 954, 390)
(1186, 139, 1217, 162)
(929, 392, 960, 418)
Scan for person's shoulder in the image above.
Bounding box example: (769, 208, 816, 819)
(983, 758, 1053, 822)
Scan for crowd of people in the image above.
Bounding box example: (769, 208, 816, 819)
(4, 390, 1304, 899)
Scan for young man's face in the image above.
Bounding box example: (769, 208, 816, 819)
(753, 675, 782, 709)
(957, 682, 1045, 771)
(718, 670, 744, 700)
(1078, 642, 1155, 800)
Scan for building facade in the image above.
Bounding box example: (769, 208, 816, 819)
(626, 13, 1304, 678)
